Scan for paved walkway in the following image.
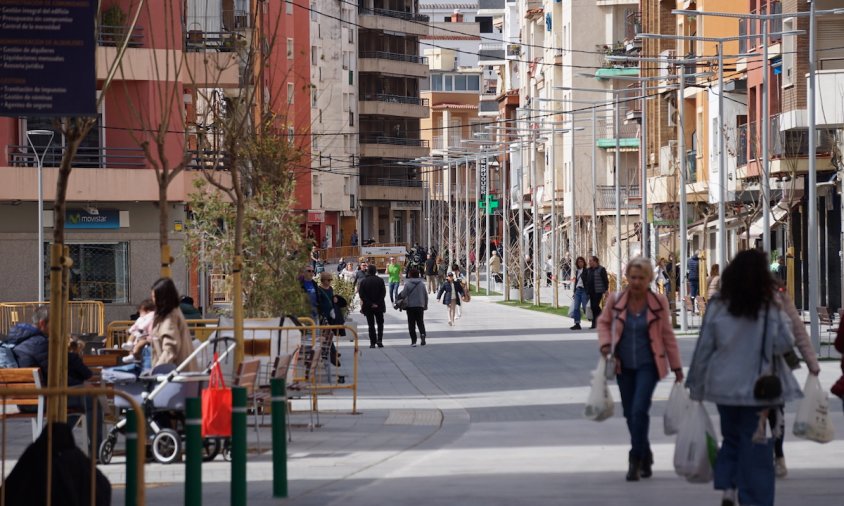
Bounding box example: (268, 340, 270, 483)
(5, 286, 844, 504)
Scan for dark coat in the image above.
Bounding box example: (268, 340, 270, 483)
(586, 266, 609, 295)
(8, 324, 92, 386)
(358, 274, 387, 314)
(436, 280, 464, 306)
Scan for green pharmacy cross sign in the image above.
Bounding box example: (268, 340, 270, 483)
(478, 194, 499, 213)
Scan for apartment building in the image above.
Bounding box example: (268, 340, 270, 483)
(356, 0, 430, 244)
(0, 1, 312, 319)
(309, 0, 359, 247)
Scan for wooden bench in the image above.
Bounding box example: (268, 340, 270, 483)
(0, 368, 43, 441)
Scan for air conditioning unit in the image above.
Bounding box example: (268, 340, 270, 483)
(659, 141, 678, 176)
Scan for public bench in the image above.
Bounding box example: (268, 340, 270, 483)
(0, 367, 43, 440)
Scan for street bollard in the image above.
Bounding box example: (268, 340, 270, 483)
(185, 398, 202, 506)
(231, 386, 247, 506)
(271, 378, 288, 498)
(125, 410, 138, 506)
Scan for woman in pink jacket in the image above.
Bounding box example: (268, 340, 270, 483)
(598, 256, 684, 481)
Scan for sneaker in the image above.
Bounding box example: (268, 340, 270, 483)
(121, 355, 136, 364)
(570, 324, 581, 330)
(448, 320, 453, 326)
(775, 457, 787, 478)
(721, 489, 736, 506)
(411, 343, 417, 347)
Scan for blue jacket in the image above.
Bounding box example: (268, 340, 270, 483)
(687, 255, 700, 280)
(436, 280, 464, 306)
(7, 323, 92, 386)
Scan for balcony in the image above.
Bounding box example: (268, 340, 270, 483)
(358, 7, 430, 37)
(479, 97, 499, 116)
(97, 24, 144, 47)
(595, 185, 640, 211)
(359, 177, 424, 201)
(359, 52, 429, 78)
(478, 43, 506, 64)
(7, 145, 145, 169)
(359, 136, 429, 159)
(595, 118, 640, 149)
(185, 30, 246, 52)
(360, 94, 429, 118)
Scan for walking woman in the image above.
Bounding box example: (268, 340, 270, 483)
(706, 263, 721, 299)
(436, 272, 464, 326)
(569, 256, 589, 330)
(150, 277, 197, 371)
(397, 268, 428, 346)
(597, 257, 683, 481)
(686, 249, 802, 506)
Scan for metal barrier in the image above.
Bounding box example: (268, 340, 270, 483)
(0, 386, 145, 506)
(106, 319, 220, 348)
(0, 301, 105, 336)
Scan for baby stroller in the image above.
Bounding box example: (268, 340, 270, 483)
(98, 336, 237, 465)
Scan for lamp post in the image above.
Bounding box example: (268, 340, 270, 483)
(26, 129, 54, 303)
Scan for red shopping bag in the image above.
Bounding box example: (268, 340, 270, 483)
(202, 353, 232, 437)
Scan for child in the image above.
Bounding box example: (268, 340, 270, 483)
(122, 299, 155, 366)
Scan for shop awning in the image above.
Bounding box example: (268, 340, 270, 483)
(748, 200, 798, 237)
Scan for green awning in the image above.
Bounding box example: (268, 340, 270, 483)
(596, 138, 640, 149)
(594, 67, 640, 79)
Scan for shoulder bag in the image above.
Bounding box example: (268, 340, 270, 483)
(394, 282, 420, 311)
(753, 305, 782, 401)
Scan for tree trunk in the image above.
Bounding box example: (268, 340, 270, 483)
(159, 174, 172, 278)
(232, 165, 246, 369)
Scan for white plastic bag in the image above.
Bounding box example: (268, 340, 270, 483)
(664, 382, 690, 436)
(673, 402, 718, 483)
(793, 375, 835, 443)
(583, 356, 614, 422)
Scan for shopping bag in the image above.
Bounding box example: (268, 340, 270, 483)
(664, 383, 691, 436)
(583, 356, 614, 422)
(585, 305, 594, 321)
(202, 353, 232, 437)
(673, 402, 718, 483)
(793, 375, 835, 443)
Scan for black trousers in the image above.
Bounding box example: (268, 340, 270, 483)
(589, 292, 604, 328)
(365, 311, 384, 345)
(406, 307, 426, 344)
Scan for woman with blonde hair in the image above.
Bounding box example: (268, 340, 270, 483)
(597, 256, 683, 481)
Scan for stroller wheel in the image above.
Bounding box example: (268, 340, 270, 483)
(151, 428, 182, 464)
(98, 434, 116, 465)
(222, 439, 232, 462)
(202, 437, 222, 462)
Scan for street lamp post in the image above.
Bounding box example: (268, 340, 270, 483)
(26, 129, 54, 303)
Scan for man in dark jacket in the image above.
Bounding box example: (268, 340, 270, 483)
(8, 307, 101, 449)
(585, 256, 609, 329)
(424, 254, 437, 294)
(358, 264, 387, 348)
(687, 251, 700, 310)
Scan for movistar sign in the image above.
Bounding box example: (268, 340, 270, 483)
(65, 209, 119, 229)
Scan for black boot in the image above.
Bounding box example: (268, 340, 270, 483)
(626, 456, 640, 482)
(640, 452, 653, 478)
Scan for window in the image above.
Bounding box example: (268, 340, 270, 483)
(344, 176, 351, 195)
(44, 243, 130, 303)
(431, 74, 443, 91)
(348, 27, 354, 43)
(311, 45, 318, 64)
(468, 75, 480, 91)
(287, 83, 294, 104)
(310, 1, 317, 21)
(287, 38, 294, 59)
(781, 18, 796, 88)
(454, 74, 467, 91)
(348, 70, 353, 85)
(288, 126, 295, 144)
(286, 0, 293, 14)
(476, 16, 493, 34)
(444, 75, 453, 91)
(312, 87, 318, 107)
(312, 134, 318, 150)
(349, 111, 354, 127)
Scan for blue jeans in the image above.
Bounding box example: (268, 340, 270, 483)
(617, 364, 659, 461)
(715, 405, 775, 506)
(689, 278, 699, 298)
(389, 281, 400, 303)
(571, 287, 588, 323)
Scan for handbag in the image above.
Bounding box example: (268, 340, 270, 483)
(605, 307, 618, 381)
(462, 286, 471, 303)
(753, 305, 783, 401)
(394, 282, 420, 311)
(202, 352, 232, 437)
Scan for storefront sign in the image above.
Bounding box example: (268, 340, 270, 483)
(361, 246, 408, 257)
(307, 210, 325, 223)
(0, 1, 97, 116)
(66, 208, 119, 229)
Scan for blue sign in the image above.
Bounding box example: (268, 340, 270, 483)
(0, 1, 97, 116)
(66, 209, 120, 229)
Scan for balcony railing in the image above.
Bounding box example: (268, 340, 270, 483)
(359, 51, 427, 64)
(431, 136, 465, 150)
(595, 185, 640, 210)
(7, 145, 145, 169)
(185, 31, 245, 52)
(186, 149, 228, 170)
(360, 136, 429, 147)
(363, 94, 429, 106)
(97, 25, 145, 47)
(357, 7, 429, 22)
(596, 118, 640, 139)
(360, 177, 423, 187)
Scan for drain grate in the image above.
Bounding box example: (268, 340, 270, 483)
(384, 409, 443, 426)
